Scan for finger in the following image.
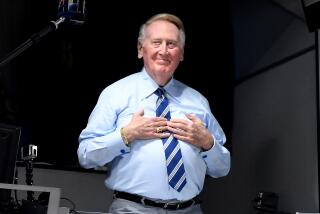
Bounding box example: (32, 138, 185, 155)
(167, 126, 186, 134)
(153, 117, 168, 122)
(145, 117, 166, 127)
(169, 118, 189, 125)
(155, 132, 171, 138)
(186, 114, 200, 122)
(167, 121, 187, 130)
(154, 121, 168, 127)
(154, 125, 169, 134)
(141, 117, 165, 127)
(173, 134, 190, 143)
(186, 114, 203, 126)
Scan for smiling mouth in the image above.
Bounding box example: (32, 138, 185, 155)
(156, 58, 170, 63)
(156, 61, 170, 66)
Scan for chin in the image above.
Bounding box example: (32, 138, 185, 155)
(155, 66, 173, 73)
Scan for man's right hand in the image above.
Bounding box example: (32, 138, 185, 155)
(122, 108, 170, 144)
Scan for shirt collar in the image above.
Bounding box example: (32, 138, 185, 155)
(139, 68, 160, 100)
(162, 77, 181, 103)
(139, 67, 181, 103)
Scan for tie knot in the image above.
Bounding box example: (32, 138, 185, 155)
(154, 88, 165, 97)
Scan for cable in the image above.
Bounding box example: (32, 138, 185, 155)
(60, 197, 76, 211)
(59, 197, 110, 214)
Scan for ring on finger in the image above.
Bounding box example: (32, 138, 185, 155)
(195, 121, 204, 126)
(156, 127, 162, 133)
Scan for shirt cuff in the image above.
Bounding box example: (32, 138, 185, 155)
(201, 134, 216, 153)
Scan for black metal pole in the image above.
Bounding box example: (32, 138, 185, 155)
(0, 17, 65, 69)
(25, 160, 34, 201)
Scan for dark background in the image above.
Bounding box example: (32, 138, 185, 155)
(0, 0, 234, 169)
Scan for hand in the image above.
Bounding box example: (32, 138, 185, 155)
(122, 108, 170, 144)
(167, 114, 214, 150)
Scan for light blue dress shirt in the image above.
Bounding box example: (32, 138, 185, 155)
(77, 68, 230, 201)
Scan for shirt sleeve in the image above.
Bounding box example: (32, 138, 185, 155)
(201, 134, 231, 177)
(201, 105, 231, 178)
(77, 88, 131, 169)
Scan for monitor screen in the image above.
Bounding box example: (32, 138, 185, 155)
(0, 183, 60, 214)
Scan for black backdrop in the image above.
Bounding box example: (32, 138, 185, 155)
(0, 0, 234, 170)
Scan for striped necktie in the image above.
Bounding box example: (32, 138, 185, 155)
(154, 88, 187, 192)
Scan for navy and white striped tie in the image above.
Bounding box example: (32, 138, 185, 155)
(154, 88, 187, 192)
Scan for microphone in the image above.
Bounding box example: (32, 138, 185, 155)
(57, 0, 87, 26)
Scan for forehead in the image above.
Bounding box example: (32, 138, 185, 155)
(145, 20, 180, 40)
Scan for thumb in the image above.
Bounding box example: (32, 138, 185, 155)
(186, 114, 204, 126)
(186, 113, 197, 122)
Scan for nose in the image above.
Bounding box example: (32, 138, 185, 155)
(159, 41, 169, 54)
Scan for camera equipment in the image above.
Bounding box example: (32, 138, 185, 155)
(252, 192, 278, 212)
(21, 144, 38, 161)
(21, 144, 38, 201)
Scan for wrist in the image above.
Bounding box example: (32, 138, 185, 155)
(120, 127, 130, 147)
(202, 135, 214, 151)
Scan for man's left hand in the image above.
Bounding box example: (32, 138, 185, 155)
(166, 114, 214, 150)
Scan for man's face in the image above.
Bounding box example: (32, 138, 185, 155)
(138, 20, 184, 86)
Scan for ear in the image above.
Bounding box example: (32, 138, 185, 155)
(137, 41, 143, 59)
(180, 51, 184, 61)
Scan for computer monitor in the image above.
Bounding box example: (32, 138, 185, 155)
(0, 183, 61, 214)
(0, 123, 21, 210)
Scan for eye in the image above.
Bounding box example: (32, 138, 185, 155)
(167, 41, 178, 49)
(151, 40, 162, 47)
